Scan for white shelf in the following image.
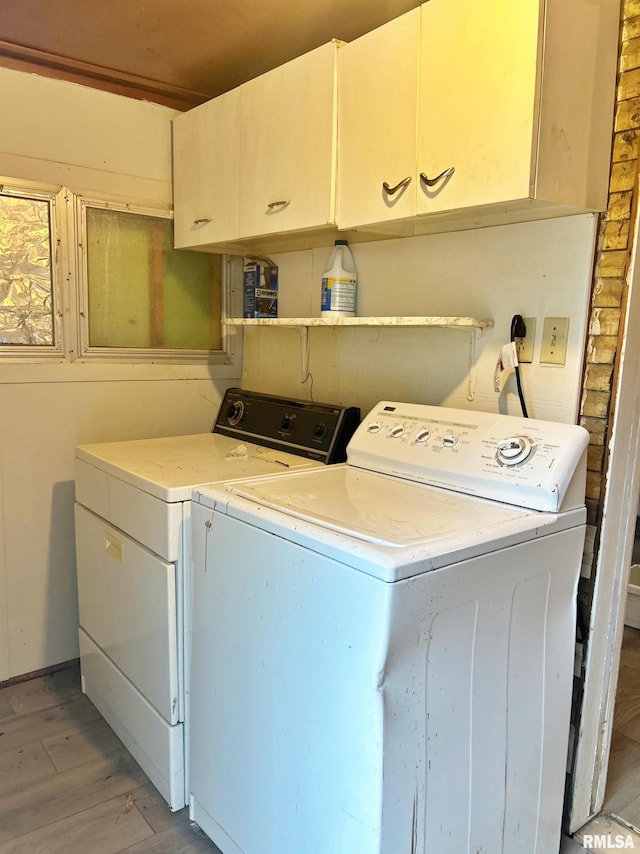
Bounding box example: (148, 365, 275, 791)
(226, 316, 493, 330)
(229, 315, 492, 404)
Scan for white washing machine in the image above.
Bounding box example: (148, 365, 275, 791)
(74, 387, 359, 811)
(189, 401, 590, 854)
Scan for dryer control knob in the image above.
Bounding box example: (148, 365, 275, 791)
(227, 400, 245, 426)
(496, 436, 534, 466)
(313, 423, 327, 439)
(280, 415, 294, 432)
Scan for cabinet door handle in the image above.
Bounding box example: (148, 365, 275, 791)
(267, 200, 290, 209)
(193, 217, 211, 225)
(419, 167, 455, 187)
(382, 176, 412, 195)
(104, 533, 123, 562)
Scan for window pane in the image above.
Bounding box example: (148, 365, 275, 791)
(0, 193, 54, 345)
(86, 208, 222, 350)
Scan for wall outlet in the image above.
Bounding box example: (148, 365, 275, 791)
(514, 316, 536, 363)
(540, 317, 569, 365)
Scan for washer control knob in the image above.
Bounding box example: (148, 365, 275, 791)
(367, 422, 382, 434)
(227, 400, 245, 426)
(415, 429, 431, 443)
(389, 425, 405, 439)
(442, 434, 457, 448)
(496, 436, 534, 466)
(280, 415, 294, 432)
(313, 423, 326, 439)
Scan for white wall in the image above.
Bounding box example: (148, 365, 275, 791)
(241, 214, 597, 422)
(0, 380, 227, 677)
(0, 67, 175, 204)
(0, 68, 238, 680)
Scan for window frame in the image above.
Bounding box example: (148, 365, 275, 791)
(0, 178, 67, 360)
(75, 195, 234, 364)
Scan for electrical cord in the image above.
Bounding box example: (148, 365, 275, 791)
(510, 314, 529, 418)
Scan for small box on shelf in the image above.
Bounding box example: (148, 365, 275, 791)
(243, 255, 278, 318)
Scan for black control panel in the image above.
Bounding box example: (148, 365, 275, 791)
(213, 388, 360, 464)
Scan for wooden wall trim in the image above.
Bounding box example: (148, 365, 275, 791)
(0, 40, 206, 111)
(0, 658, 80, 689)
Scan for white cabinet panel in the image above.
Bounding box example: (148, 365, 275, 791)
(239, 41, 338, 239)
(337, 10, 420, 229)
(172, 90, 240, 249)
(417, 0, 541, 214)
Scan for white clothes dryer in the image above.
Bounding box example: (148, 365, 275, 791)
(189, 401, 589, 854)
(74, 388, 359, 810)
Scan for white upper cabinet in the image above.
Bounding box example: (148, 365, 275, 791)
(173, 0, 619, 251)
(172, 89, 240, 249)
(239, 41, 338, 240)
(338, 0, 619, 232)
(173, 41, 339, 251)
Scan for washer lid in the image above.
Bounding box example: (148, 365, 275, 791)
(208, 465, 585, 581)
(228, 465, 533, 547)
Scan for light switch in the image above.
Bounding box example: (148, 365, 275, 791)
(540, 317, 569, 366)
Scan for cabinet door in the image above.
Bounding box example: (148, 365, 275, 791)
(172, 90, 240, 248)
(337, 9, 420, 229)
(417, 0, 541, 215)
(239, 42, 338, 239)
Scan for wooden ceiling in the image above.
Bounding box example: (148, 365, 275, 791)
(0, 0, 422, 111)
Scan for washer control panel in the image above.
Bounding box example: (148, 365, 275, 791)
(348, 402, 589, 512)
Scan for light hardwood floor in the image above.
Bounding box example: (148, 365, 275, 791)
(562, 836, 592, 853)
(0, 661, 594, 853)
(566, 627, 640, 852)
(0, 663, 221, 853)
(601, 624, 640, 826)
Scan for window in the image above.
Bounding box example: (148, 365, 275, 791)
(0, 187, 60, 352)
(80, 204, 222, 358)
(0, 180, 237, 373)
